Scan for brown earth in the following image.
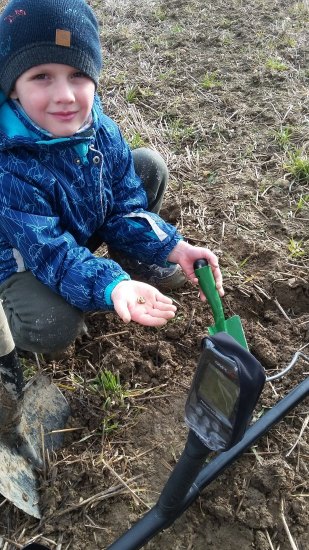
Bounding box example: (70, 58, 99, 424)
(0, 0, 308, 549)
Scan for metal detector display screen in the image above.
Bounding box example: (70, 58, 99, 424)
(198, 363, 239, 419)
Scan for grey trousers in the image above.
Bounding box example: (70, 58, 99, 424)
(0, 148, 168, 354)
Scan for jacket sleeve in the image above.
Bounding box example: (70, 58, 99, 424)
(96, 121, 183, 266)
(0, 177, 130, 311)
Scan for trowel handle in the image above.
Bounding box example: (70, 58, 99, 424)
(0, 300, 24, 395)
(194, 259, 226, 327)
(0, 300, 15, 358)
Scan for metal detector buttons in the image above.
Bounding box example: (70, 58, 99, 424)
(186, 403, 231, 451)
(195, 404, 204, 417)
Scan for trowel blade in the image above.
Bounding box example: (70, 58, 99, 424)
(208, 315, 248, 350)
(0, 374, 70, 518)
(0, 443, 41, 518)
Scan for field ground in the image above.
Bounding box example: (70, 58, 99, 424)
(0, 0, 308, 549)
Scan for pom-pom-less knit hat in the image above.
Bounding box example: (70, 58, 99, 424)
(0, 0, 102, 96)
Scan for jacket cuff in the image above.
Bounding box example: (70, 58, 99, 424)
(104, 273, 131, 307)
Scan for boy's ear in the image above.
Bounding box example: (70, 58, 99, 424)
(10, 89, 18, 99)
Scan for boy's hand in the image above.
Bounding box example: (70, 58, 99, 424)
(167, 241, 224, 298)
(111, 280, 177, 326)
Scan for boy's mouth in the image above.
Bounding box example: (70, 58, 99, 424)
(50, 111, 77, 121)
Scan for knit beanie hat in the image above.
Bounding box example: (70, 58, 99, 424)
(0, 0, 102, 96)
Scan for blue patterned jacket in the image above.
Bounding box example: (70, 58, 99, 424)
(0, 92, 181, 310)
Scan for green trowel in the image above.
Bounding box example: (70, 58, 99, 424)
(194, 259, 248, 350)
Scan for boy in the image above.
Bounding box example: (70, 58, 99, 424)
(0, 0, 223, 355)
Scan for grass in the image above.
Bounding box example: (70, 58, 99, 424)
(265, 58, 289, 71)
(91, 369, 124, 406)
(171, 23, 183, 33)
(287, 237, 306, 258)
(158, 69, 176, 81)
(90, 368, 165, 417)
(295, 194, 309, 213)
(127, 132, 146, 149)
(110, 72, 127, 85)
(201, 72, 223, 89)
(126, 87, 138, 103)
(284, 151, 309, 183)
(154, 7, 167, 21)
(20, 358, 37, 380)
(282, 37, 297, 48)
(89, 370, 125, 434)
(125, 86, 154, 104)
(274, 126, 293, 149)
(163, 118, 196, 146)
(131, 41, 144, 53)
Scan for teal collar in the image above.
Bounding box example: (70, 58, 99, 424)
(0, 91, 95, 163)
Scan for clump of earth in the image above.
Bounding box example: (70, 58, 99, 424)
(0, 0, 308, 549)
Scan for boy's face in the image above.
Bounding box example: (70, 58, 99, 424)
(10, 63, 96, 137)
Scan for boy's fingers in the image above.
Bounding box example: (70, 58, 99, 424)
(210, 263, 224, 296)
(199, 291, 206, 302)
(155, 293, 174, 304)
(135, 314, 169, 327)
(114, 302, 131, 323)
(216, 283, 224, 297)
(130, 303, 176, 325)
(154, 301, 177, 312)
(146, 308, 176, 319)
(131, 304, 175, 320)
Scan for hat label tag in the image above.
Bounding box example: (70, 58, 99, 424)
(55, 29, 71, 48)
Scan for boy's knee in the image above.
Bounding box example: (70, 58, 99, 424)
(0, 272, 85, 354)
(31, 309, 84, 354)
(132, 147, 168, 184)
(132, 148, 169, 214)
(8, 305, 85, 354)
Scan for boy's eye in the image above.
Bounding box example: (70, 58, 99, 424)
(72, 71, 86, 78)
(33, 73, 48, 80)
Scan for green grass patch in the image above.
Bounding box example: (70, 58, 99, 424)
(171, 23, 183, 33)
(154, 7, 167, 21)
(164, 118, 195, 144)
(126, 87, 138, 103)
(295, 194, 309, 213)
(284, 151, 309, 183)
(127, 132, 146, 149)
(265, 58, 289, 71)
(288, 238, 306, 258)
(158, 69, 176, 81)
(131, 41, 144, 53)
(201, 72, 223, 89)
(274, 126, 293, 149)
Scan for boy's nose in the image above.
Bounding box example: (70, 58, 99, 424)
(53, 81, 75, 103)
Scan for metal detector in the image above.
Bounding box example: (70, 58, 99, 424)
(107, 333, 308, 550)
